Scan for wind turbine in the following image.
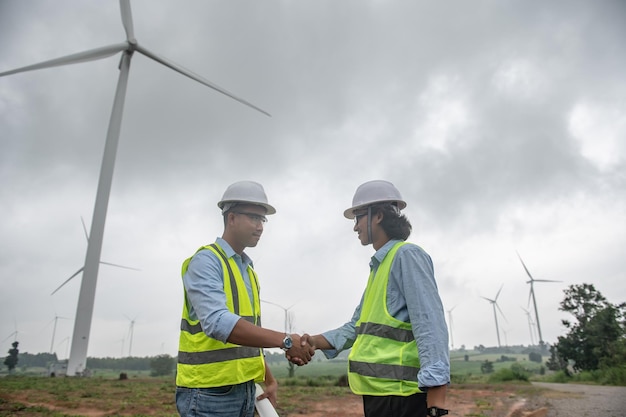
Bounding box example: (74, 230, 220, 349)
(2, 319, 20, 345)
(261, 300, 298, 334)
(262, 299, 299, 377)
(516, 251, 562, 344)
(2, 331, 18, 344)
(50, 217, 140, 296)
(124, 314, 137, 357)
(520, 306, 536, 346)
(0, 1, 269, 376)
(117, 336, 126, 358)
(43, 314, 72, 354)
(480, 285, 507, 347)
(446, 305, 458, 350)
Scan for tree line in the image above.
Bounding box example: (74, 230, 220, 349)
(6, 349, 293, 376)
(546, 283, 625, 384)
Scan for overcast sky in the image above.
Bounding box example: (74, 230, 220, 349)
(1, 0, 625, 361)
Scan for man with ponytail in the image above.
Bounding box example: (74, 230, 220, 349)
(295, 180, 450, 417)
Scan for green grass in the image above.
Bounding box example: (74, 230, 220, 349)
(268, 360, 348, 378)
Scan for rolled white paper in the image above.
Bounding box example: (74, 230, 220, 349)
(254, 383, 280, 417)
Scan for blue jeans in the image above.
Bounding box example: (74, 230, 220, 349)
(176, 381, 255, 417)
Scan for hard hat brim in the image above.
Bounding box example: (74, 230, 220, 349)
(343, 200, 406, 219)
(218, 200, 276, 215)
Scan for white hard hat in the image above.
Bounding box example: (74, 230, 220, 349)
(218, 180, 276, 214)
(343, 180, 406, 219)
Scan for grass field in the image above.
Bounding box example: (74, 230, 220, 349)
(0, 373, 543, 417)
(269, 352, 545, 379)
(0, 353, 552, 416)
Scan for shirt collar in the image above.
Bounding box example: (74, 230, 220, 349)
(370, 239, 401, 268)
(216, 237, 254, 268)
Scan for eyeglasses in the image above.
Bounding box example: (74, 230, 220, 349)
(233, 211, 268, 224)
(354, 212, 368, 225)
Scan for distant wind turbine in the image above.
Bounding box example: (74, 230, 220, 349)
(2, 331, 18, 344)
(446, 305, 458, 350)
(117, 337, 126, 358)
(0, 0, 269, 376)
(124, 315, 137, 357)
(43, 314, 72, 354)
(51, 217, 140, 296)
(516, 251, 562, 344)
(2, 319, 20, 344)
(520, 306, 536, 346)
(261, 300, 298, 334)
(481, 285, 507, 347)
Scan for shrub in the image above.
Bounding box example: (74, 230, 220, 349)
(480, 360, 494, 374)
(488, 363, 530, 383)
(546, 370, 571, 383)
(528, 351, 542, 363)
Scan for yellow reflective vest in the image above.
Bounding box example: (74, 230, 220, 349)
(176, 243, 265, 388)
(348, 241, 422, 396)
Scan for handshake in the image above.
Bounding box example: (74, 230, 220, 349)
(283, 333, 317, 366)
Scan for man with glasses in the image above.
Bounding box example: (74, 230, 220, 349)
(176, 180, 314, 417)
(293, 180, 450, 417)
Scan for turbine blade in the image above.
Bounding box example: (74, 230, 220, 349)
(1, 332, 18, 343)
(0, 43, 128, 77)
(51, 267, 84, 295)
(119, 0, 136, 43)
(41, 317, 56, 331)
(81, 216, 89, 242)
(516, 251, 534, 280)
(533, 279, 563, 283)
(135, 45, 271, 117)
(100, 261, 141, 271)
(527, 288, 532, 308)
(496, 303, 508, 323)
(495, 284, 504, 300)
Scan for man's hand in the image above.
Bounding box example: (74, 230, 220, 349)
(285, 334, 315, 365)
(257, 378, 278, 407)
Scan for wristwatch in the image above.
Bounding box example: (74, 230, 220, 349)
(427, 407, 449, 417)
(281, 334, 293, 351)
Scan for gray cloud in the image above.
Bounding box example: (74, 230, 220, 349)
(1, 0, 624, 357)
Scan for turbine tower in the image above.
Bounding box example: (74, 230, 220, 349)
(481, 285, 507, 347)
(516, 252, 561, 345)
(520, 306, 536, 346)
(1, 1, 269, 376)
(446, 305, 457, 350)
(124, 315, 137, 357)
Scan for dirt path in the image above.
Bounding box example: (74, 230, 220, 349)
(283, 384, 535, 417)
(283, 383, 626, 417)
(529, 382, 626, 417)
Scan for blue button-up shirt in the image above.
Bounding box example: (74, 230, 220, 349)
(182, 238, 255, 343)
(322, 239, 450, 389)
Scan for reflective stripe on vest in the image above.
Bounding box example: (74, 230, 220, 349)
(348, 241, 422, 396)
(176, 243, 265, 388)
